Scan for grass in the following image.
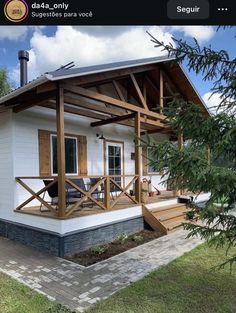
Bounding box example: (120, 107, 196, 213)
(87, 243, 236, 313)
(0, 271, 74, 313)
(0, 243, 235, 313)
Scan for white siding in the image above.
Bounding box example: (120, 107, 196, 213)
(0, 111, 14, 219)
(0, 106, 168, 230)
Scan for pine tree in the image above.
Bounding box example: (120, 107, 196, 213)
(0, 68, 12, 97)
(146, 29, 236, 268)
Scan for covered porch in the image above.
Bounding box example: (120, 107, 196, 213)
(9, 61, 186, 219)
(0, 57, 204, 220)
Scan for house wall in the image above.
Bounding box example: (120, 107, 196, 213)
(12, 106, 168, 206)
(0, 111, 15, 219)
(0, 106, 169, 232)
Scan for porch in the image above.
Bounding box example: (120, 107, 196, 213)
(1, 57, 202, 222)
(14, 175, 177, 219)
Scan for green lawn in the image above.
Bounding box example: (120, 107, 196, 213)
(88, 244, 236, 313)
(0, 244, 235, 313)
(0, 272, 73, 313)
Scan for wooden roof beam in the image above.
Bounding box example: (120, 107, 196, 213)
(64, 93, 128, 117)
(63, 83, 166, 121)
(140, 116, 167, 128)
(41, 102, 153, 131)
(112, 80, 126, 102)
(91, 113, 135, 127)
(141, 127, 173, 136)
(130, 74, 149, 110)
(13, 90, 56, 113)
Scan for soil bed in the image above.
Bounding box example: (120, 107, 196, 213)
(65, 229, 163, 266)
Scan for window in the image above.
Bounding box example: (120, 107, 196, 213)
(147, 147, 159, 174)
(51, 135, 78, 175)
(106, 142, 123, 186)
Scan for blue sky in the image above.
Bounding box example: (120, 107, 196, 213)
(0, 26, 235, 109)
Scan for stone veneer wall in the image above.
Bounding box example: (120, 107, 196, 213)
(0, 217, 145, 257)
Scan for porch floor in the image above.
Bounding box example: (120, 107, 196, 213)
(15, 191, 178, 219)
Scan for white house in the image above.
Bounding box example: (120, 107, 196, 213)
(0, 53, 209, 256)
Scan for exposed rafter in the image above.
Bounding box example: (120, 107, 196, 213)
(63, 83, 166, 121)
(130, 74, 149, 110)
(91, 113, 136, 127)
(13, 90, 56, 113)
(41, 102, 154, 131)
(64, 93, 128, 117)
(112, 80, 126, 102)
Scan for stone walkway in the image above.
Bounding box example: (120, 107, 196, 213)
(0, 230, 203, 312)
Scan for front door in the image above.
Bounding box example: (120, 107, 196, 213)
(105, 141, 123, 187)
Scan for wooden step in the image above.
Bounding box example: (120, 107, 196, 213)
(142, 205, 168, 235)
(151, 203, 187, 214)
(163, 216, 198, 232)
(162, 219, 186, 232)
(158, 212, 188, 224)
(142, 204, 197, 235)
(154, 208, 189, 222)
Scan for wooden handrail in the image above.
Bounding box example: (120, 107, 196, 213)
(65, 177, 107, 216)
(15, 174, 140, 217)
(110, 176, 138, 209)
(15, 178, 58, 213)
(15, 174, 139, 180)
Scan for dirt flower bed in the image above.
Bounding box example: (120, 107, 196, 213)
(65, 229, 163, 266)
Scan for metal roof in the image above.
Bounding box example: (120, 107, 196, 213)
(48, 55, 175, 80)
(0, 56, 209, 115)
(0, 55, 174, 105)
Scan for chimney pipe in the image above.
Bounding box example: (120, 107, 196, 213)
(18, 50, 29, 87)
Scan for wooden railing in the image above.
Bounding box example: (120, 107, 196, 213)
(15, 175, 139, 218)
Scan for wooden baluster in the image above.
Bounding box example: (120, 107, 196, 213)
(104, 176, 110, 210)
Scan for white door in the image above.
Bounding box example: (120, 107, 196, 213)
(106, 141, 123, 187)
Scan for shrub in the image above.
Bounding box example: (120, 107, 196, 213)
(132, 234, 143, 242)
(117, 232, 128, 244)
(91, 245, 108, 255)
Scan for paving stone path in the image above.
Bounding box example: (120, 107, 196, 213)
(0, 230, 203, 312)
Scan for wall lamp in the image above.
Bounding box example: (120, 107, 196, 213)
(96, 133, 106, 140)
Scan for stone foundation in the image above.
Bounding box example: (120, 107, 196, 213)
(0, 216, 145, 257)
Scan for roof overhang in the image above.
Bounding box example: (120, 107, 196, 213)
(0, 56, 210, 116)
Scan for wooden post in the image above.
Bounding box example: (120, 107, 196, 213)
(134, 112, 141, 202)
(104, 176, 110, 210)
(56, 84, 66, 218)
(177, 132, 184, 196)
(159, 70, 164, 114)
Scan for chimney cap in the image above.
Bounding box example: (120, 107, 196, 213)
(18, 50, 29, 61)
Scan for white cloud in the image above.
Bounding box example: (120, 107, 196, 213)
(12, 26, 175, 83)
(203, 91, 235, 115)
(202, 92, 222, 114)
(169, 26, 215, 43)
(0, 26, 29, 41)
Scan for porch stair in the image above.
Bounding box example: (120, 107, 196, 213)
(142, 203, 195, 234)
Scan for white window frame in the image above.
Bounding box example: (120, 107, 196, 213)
(50, 134, 78, 176)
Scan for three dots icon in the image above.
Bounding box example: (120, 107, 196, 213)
(217, 7, 228, 11)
